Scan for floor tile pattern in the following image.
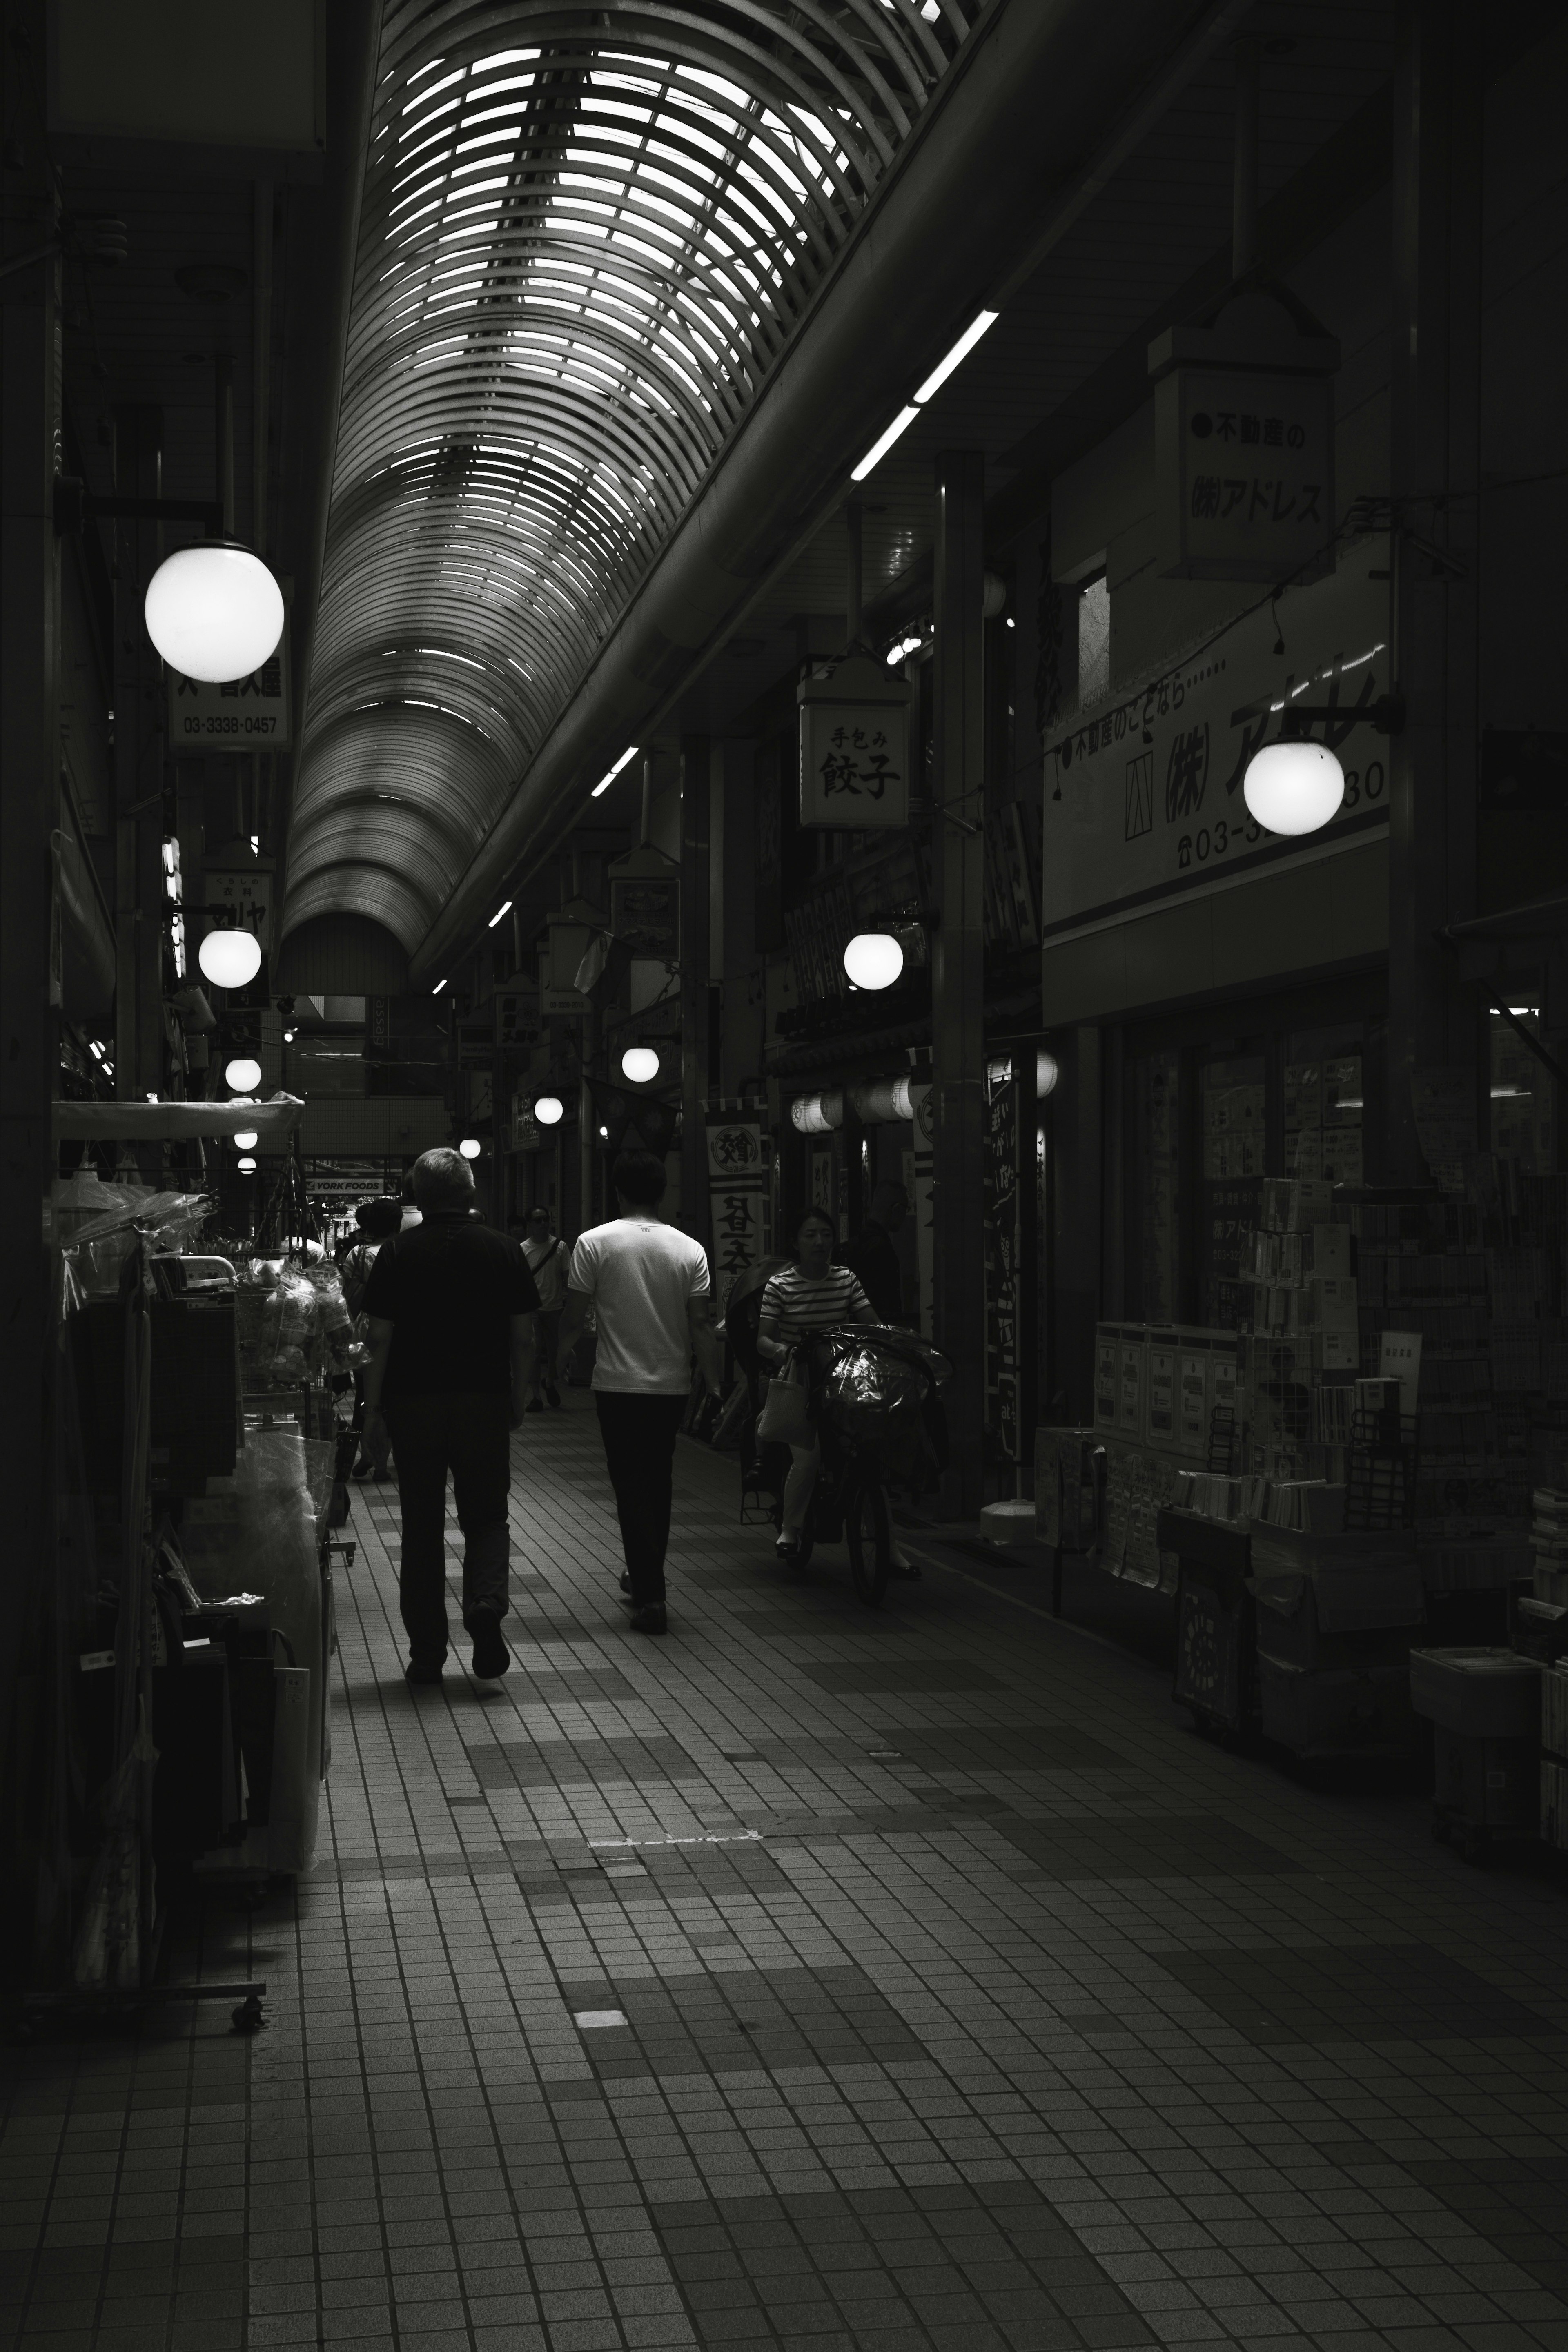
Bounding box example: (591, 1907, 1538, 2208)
(1, 1396, 1566, 2352)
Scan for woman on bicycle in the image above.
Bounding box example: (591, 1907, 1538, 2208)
(758, 1208, 883, 1562)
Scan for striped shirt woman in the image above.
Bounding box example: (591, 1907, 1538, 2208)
(758, 1208, 880, 1560)
(758, 1261, 871, 1347)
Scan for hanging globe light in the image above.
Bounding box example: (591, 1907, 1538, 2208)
(225, 1055, 262, 1090)
(198, 929, 263, 988)
(534, 1095, 564, 1126)
(1242, 738, 1345, 836)
(232, 1128, 259, 1151)
(236, 1156, 257, 1174)
(843, 932, 904, 990)
(144, 543, 285, 684)
(458, 1137, 482, 1160)
(621, 1045, 660, 1085)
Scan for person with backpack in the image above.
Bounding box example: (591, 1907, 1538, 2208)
(519, 1205, 571, 1411)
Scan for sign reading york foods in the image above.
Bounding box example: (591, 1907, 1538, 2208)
(1040, 537, 1390, 943)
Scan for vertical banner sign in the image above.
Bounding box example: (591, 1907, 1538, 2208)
(984, 1079, 1020, 1462)
(205, 864, 272, 950)
(912, 1089, 935, 1342)
(797, 655, 912, 830)
(706, 1118, 765, 1316)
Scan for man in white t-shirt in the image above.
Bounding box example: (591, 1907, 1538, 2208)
(556, 1148, 724, 1634)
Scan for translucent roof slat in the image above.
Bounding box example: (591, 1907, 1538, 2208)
(288, 0, 987, 953)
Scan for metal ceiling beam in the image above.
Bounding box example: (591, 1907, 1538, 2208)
(405, 0, 1248, 984)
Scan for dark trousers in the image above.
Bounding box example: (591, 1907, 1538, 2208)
(595, 1393, 686, 1605)
(532, 1308, 562, 1394)
(384, 1392, 511, 1664)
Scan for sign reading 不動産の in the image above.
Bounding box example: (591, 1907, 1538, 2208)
(168, 624, 292, 747)
(1040, 535, 1390, 944)
(797, 655, 911, 829)
(1154, 366, 1336, 584)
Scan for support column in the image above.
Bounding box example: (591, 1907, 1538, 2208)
(0, 6, 62, 1959)
(679, 736, 711, 1250)
(1386, 0, 1482, 1182)
(931, 451, 987, 1519)
(112, 406, 165, 1102)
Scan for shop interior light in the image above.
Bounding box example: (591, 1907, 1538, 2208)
(198, 929, 263, 989)
(236, 1156, 256, 1174)
(1242, 737, 1344, 835)
(592, 745, 638, 798)
(143, 543, 285, 684)
(232, 1128, 259, 1151)
(913, 309, 1000, 404)
(533, 1094, 564, 1125)
(458, 1137, 481, 1160)
(621, 1045, 660, 1084)
(225, 1055, 262, 1090)
(843, 932, 904, 990)
(599, 1123, 610, 1138)
(488, 899, 512, 928)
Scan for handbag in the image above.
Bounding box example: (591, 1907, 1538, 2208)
(755, 1348, 813, 1446)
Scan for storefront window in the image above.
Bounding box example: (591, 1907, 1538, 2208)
(1136, 1048, 1180, 1323)
(1491, 1007, 1557, 1170)
(1198, 1053, 1264, 1327)
(1285, 1029, 1365, 1187)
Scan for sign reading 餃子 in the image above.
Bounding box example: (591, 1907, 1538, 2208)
(1041, 536, 1390, 945)
(797, 655, 911, 829)
(168, 625, 292, 747)
(706, 1119, 766, 1314)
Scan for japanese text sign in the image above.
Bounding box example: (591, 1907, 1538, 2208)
(168, 621, 292, 746)
(1155, 366, 1335, 584)
(797, 657, 911, 830)
(706, 1119, 766, 1313)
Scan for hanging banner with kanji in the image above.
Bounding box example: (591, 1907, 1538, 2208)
(797, 655, 911, 830)
(706, 1117, 766, 1314)
(1041, 536, 1389, 943)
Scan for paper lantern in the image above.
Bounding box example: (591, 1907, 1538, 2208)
(1242, 738, 1345, 836)
(198, 929, 263, 988)
(225, 1056, 262, 1090)
(236, 1156, 257, 1174)
(232, 1129, 258, 1151)
(534, 1095, 564, 1126)
(458, 1137, 481, 1160)
(621, 1045, 660, 1084)
(144, 543, 284, 684)
(843, 932, 904, 990)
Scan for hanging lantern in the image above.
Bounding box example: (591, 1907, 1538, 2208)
(236, 1156, 257, 1174)
(232, 1128, 259, 1151)
(843, 932, 904, 991)
(1242, 738, 1345, 835)
(534, 1095, 564, 1126)
(198, 929, 263, 988)
(458, 1137, 481, 1160)
(144, 543, 285, 684)
(225, 1055, 262, 1090)
(621, 1045, 660, 1084)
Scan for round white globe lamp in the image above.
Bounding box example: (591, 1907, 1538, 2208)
(533, 1095, 564, 1126)
(843, 932, 904, 991)
(232, 1128, 259, 1151)
(198, 929, 263, 989)
(225, 1055, 262, 1091)
(236, 1156, 257, 1174)
(458, 1137, 482, 1160)
(1242, 738, 1345, 836)
(144, 543, 285, 684)
(621, 1045, 660, 1085)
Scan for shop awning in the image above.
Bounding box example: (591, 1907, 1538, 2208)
(53, 1095, 305, 1145)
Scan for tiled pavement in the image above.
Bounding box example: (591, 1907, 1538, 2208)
(3, 1396, 1568, 2352)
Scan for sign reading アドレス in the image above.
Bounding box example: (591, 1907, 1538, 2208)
(797, 654, 911, 829)
(1040, 535, 1390, 943)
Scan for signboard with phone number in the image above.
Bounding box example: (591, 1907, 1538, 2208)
(1042, 538, 1389, 940)
(167, 627, 291, 748)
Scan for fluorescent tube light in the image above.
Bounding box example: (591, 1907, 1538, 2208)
(432, 977, 448, 994)
(851, 405, 919, 482)
(488, 899, 513, 927)
(592, 744, 638, 797)
(913, 310, 999, 404)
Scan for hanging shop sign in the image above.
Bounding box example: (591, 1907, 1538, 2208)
(797, 655, 911, 830)
(1148, 293, 1339, 586)
(205, 857, 273, 950)
(494, 988, 541, 1050)
(706, 1118, 766, 1314)
(911, 1083, 935, 1342)
(168, 622, 292, 746)
(1040, 535, 1389, 945)
(983, 1077, 1020, 1464)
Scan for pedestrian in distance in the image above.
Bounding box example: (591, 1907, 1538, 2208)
(518, 1205, 571, 1411)
(359, 1147, 539, 1686)
(555, 1147, 724, 1635)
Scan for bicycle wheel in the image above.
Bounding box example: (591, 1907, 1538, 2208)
(844, 1470, 891, 1606)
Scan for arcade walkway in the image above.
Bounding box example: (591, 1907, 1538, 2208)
(2, 1404, 1567, 2351)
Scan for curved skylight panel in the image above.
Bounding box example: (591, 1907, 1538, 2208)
(288, 0, 988, 955)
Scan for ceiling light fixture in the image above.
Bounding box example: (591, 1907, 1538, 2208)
(591, 745, 638, 798)
(851, 405, 919, 483)
(143, 543, 285, 684)
(852, 310, 1001, 483)
(432, 977, 448, 994)
(488, 899, 513, 927)
(198, 929, 262, 989)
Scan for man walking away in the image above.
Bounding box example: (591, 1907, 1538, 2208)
(520, 1206, 571, 1411)
(360, 1147, 539, 1685)
(840, 1180, 909, 1323)
(556, 1147, 723, 1635)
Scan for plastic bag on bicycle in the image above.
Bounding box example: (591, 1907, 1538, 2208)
(814, 1341, 927, 1487)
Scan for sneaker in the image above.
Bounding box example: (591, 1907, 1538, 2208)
(405, 1658, 443, 1686)
(619, 1572, 634, 1596)
(469, 1616, 510, 1680)
(544, 1384, 562, 1410)
(628, 1602, 667, 1635)
(524, 1399, 544, 1416)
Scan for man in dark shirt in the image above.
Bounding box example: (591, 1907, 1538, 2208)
(361, 1148, 539, 1685)
(840, 1180, 909, 1323)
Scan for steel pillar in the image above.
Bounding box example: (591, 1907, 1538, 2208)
(679, 736, 711, 1250)
(1386, 0, 1482, 1182)
(931, 451, 987, 1519)
(112, 406, 165, 1102)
